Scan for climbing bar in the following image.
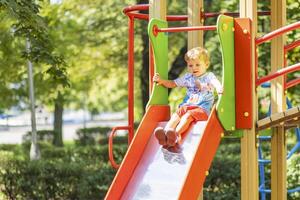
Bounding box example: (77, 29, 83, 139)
(123, 4, 270, 22)
(123, 4, 187, 21)
(256, 21, 300, 45)
(153, 25, 216, 35)
(257, 106, 300, 131)
(286, 77, 300, 89)
(256, 62, 300, 86)
(203, 11, 270, 18)
(284, 39, 300, 52)
(108, 126, 131, 169)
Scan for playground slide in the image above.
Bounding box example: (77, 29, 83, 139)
(105, 106, 224, 200)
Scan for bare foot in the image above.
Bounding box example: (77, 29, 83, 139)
(166, 129, 178, 147)
(154, 127, 167, 146)
(167, 144, 182, 153)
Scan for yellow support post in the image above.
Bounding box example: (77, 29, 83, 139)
(270, 0, 287, 199)
(188, 1, 203, 199)
(188, 0, 203, 49)
(239, 0, 259, 200)
(149, 0, 167, 20)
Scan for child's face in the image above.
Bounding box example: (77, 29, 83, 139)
(187, 58, 208, 77)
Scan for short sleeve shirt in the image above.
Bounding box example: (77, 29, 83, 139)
(174, 72, 218, 114)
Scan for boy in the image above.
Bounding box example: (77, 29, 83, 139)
(153, 47, 223, 147)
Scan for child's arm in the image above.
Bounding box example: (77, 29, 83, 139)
(211, 78, 223, 94)
(153, 73, 177, 88)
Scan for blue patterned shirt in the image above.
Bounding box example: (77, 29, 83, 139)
(174, 72, 220, 114)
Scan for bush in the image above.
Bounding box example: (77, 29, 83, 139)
(287, 153, 300, 200)
(98, 135, 128, 145)
(204, 139, 241, 200)
(75, 127, 112, 145)
(22, 130, 55, 143)
(0, 143, 129, 200)
(0, 159, 116, 200)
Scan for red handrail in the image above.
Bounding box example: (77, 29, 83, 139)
(285, 40, 300, 52)
(283, 40, 300, 89)
(286, 77, 300, 89)
(203, 11, 270, 18)
(256, 21, 300, 45)
(108, 126, 130, 169)
(256, 63, 300, 86)
(123, 4, 188, 21)
(154, 25, 216, 34)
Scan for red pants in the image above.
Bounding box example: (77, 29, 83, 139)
(176, 105, 208, 121)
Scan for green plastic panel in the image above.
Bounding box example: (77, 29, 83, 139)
(147, 19, 169, 107)
(216, 15, 236, 131)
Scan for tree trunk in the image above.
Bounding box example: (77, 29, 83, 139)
(53, 92, 64, 146)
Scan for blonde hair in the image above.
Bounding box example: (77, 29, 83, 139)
(184, 47, 210, 68)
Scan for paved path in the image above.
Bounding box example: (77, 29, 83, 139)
(0, 120, 127, 144)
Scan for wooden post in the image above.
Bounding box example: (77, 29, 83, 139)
(149, 0, 167, 94)
(188, 0, 203, 49)
(270, 0, 287, 199)
(187, 1, 203, 199)
(239, 1, 259, 200)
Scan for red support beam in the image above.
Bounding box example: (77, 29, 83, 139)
(286, 77, 300, 89)
(234, 18, 253, 129)
(154, 25, 216, 34)
(127, 16, 135, 143)
(256, 63, 300, 86)
(256, 21, 300, 45)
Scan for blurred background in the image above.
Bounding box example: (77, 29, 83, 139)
(0, 0, 299, 199)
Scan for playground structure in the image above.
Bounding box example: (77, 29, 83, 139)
(106, 1, 300, 200)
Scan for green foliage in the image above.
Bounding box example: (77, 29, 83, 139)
(23, 130, 55, 143)
(204, 139, 241, 199)
(1, 136, 300, 199)
(75, 126, 111, 145)
(287, 154, 300, 199)
(0, 142, 128, 199)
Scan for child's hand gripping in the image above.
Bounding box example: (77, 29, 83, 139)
(195, 80, 210, 91)
(153, 73, 162, 85)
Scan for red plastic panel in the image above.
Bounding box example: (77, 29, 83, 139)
(105, 105, 170, 200)
(179, 108, 224, 199)
(234, 18, 253, 129)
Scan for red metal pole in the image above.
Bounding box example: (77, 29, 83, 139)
(154, 25, 216, 34)
(128, 16, 134, 143)
(123, 4, 188, 22)
(203, 11, 270, 18)
(256, 21, 300, 45)
(256, 62, 300, 86)
(284, 40, 300, 52)
(284, 40, 300, 89)
(285, 77, 300, 89)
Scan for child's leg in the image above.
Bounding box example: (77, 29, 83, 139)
(165, 113, 181, 130)
(164, 113, 181, 147)
(154, 113, 180, 146)
(166, 113, 193, 146)
(175, 112, 194, 140)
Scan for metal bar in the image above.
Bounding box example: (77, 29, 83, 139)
(203, 11, 270, 18)
(128, 16, 135, 143)
(154, 25, 216, 34)
(108, 126, 130, 169)
(256, 62, 300, 86)
(285, 77, 300, 89)
(256, 21, 300, 45)
(284, 39, 300, 52)
(123, 4, 187, 21)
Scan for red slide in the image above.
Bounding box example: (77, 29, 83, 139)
(105, 106, 224, 200)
